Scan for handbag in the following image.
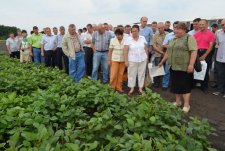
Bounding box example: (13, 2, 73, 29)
(186, 35, 202, 72)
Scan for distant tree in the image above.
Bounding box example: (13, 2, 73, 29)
(0, 25, 18, 40)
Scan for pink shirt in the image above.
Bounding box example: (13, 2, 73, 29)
(194, 30, 215, 50)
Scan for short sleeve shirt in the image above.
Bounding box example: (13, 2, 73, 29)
(139, 26, 154, 48)
(124, 36, 147, 62)
(41, 35, 57, 51)
(194, 30, 215, 50)
(216, 30, 225, 63)
(163, 32, 175, 46)
(152, 32, 167, 57)
(92, 31, 112, 51)
(109, 37, 125, 62)
(6, 38, 20, 52)
(167, 34, 197, 72)
(29, 33, 43, 48)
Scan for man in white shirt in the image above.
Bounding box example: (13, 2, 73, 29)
(41, 27, 57, 67)
(56, 26, 69, 74)
(188, 18, 201, 36)
(213, 19, 225, 97)
(83, 24, 94, 78)
(6, 32, 20, 59)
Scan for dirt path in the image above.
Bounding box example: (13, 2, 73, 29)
(151, 87, 225, 151)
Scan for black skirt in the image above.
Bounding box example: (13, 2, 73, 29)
(170, 69, 193, 94)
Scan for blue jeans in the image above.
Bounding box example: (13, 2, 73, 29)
(162, 61, 170, 88)
(92, 51, 109, 83)
(69, 51, 85, 82)
(33, 48, 45, 63)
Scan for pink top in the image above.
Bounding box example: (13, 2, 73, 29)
(194, 30, 215, 50)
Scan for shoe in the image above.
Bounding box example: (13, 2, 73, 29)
(196, 83, 201, 87)
(183, 106, 190, 113)
(162, 87, 168, 91)
(223, 95, 225, 98)
(87, 76, 92, 79)
(173, 102, 182, 107)
(213, 92, 222, 96)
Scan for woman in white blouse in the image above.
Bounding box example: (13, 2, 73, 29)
(124, 25, 148, 95)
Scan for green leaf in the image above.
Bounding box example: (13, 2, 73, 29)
(127, 118, 134, 128)
(65, 143, 79, 151)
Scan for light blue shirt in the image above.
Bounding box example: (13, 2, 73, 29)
(163, 32, 175, 45)
(56, 33, 64, 48)
(139, 26, 154, 48)
(41, 35, 57, 51)
(188, 29, 198, 36)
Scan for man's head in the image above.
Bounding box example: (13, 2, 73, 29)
(53, 27, 58, 35)
(124, 25, 131, 34)
(92, 24, 97, 31)
(221, 19, 225, 31)
(211, 24, 218, 33)
(33, 26, 39, 34)
(17, 29, 22, 36)
(68, 24, 76, 35)
(151, 21, 157, 32)
(192, 18, 201, 31)
(9, 32, 14, 38)
(98, 24, 105, 34)
(21, 30, 27, 37)
(140, 17, 148, 28)
(104, 23, 109, 31)
(199, 19, 208, 31)
(165, 21, 171, 30)
(45, 27, 51, 36)
(59, 26, 65, 35)
(108, 24, 113, 31)
(86, 24, 93, 33)
(157, 22, 165, 34)
(83, 27, 87, 33)
(173, 21, 179, 33)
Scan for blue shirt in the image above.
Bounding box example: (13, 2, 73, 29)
(56, 33, 64, 48)
(139, 26, 154, 48)
(163, 32, 175, 45)
(41, 35, 57, 51)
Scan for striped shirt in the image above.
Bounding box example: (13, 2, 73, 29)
(92, 31, 112, 51)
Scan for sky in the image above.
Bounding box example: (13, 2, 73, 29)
(0, 0, 224, 32)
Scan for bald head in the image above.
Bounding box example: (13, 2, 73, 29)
(157, 22, 165, 34)
(98, 24, 105, 34)
(140, 16, 148, 28)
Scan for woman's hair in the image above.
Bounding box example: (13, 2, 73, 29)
(114, 28, 124, 35)
(132, 25, 139, 31)
(176, 22, 187, 31)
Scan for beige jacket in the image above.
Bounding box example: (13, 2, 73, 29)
(62, 33, 83, 60)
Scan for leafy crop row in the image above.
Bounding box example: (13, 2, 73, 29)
(0, 55, 216, 151)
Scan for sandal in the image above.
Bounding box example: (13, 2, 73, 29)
(172, 102, 182, 107)
(182, 106, 190, 113)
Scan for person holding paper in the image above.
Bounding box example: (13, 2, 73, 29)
(159, 22, 198, 113)
(124, 25, 148, 95)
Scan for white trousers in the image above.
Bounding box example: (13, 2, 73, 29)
(128, 60, 147, 88)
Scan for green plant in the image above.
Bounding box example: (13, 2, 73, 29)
(0, 55, 216, 151)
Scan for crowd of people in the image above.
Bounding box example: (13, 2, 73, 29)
(5, 17, 225, 113)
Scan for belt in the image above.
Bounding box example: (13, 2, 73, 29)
(33, 47, 41, 49)
(96, 50, 108, 53)
(198, 49, 207, 51)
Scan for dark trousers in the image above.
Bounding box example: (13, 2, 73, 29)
(83, 46, 93, 76)
(10, 51, 20, 59)
(154, 57, 162, 86)
(198, 50, 213, 90)
(216, 61, 225, 93)
(44, 50, 57, 67)
(56, 47, 69, 74)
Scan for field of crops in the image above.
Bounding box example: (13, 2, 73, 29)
(0, 54, 217, 151)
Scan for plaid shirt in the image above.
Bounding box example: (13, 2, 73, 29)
(70, 35, 81, 52)
(92, 31, 112, 51)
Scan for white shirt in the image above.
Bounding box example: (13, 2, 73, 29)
(83, 32, 93, 47)
(56, 34, 64, 48)
(188, 29, 198, 36)
(124, 35, 147, 62)
(6, 37, 20, 52)
(216, 30, 225, 63)
(41, 35, 57, 51)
